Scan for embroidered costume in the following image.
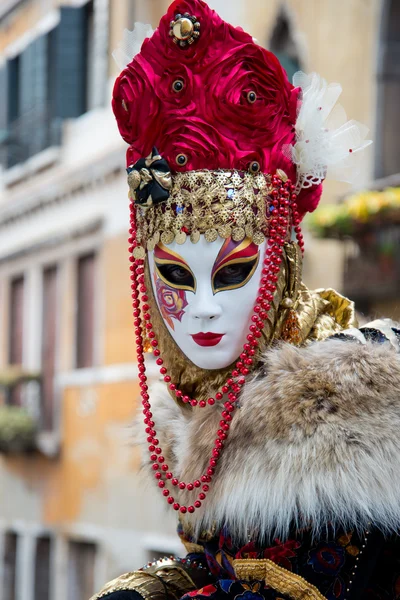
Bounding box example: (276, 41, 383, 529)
(91, 2, 400, 599)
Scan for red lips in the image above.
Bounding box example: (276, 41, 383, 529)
(191, 332, 225, 347)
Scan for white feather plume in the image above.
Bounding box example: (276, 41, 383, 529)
(112, 23, 155, 71)
(284, 71, 373, 191)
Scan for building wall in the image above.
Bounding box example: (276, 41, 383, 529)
(0, 0, 388, 598)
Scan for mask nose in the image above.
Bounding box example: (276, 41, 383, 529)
(189, 286, 222, 321)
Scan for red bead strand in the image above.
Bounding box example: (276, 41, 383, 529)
(129, 176, 298, 513)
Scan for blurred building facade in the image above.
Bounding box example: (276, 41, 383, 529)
(0, 0, 397, 599)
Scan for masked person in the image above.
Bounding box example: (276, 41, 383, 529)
(91, 2, 400, 599)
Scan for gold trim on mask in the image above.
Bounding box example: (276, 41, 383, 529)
(154, 243, 197, 292)
(154, 260, 197, 293)
(212, 254, 260, 294)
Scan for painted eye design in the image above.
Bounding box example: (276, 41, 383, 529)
(212, 256, 259, 294)
(155, 262, 196, 292)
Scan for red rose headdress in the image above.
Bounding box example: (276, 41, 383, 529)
(113, 0, 371, 258)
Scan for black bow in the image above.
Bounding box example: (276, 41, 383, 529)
(127, 147, 172, 207)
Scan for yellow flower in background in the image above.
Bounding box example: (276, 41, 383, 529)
(306, 186, 400, 238)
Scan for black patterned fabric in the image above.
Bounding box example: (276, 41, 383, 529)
(176, 526, 400, 600)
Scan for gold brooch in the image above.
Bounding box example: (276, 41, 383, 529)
(169, 13, 200, 47)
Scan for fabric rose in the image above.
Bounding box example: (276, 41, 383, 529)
(156, 117, 232, 171)
(112, 54, 161, 150)
(144, 0, 252, 73)
(206, 43, 294, 146)
(307, 541, 345, 576)
(157, 63, 197, 115)
(112, 0, 323, 217)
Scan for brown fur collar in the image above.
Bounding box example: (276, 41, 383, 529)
(141, 339, 400, 542)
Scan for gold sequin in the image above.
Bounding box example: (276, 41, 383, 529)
(253, 231, 265, 245)
(190, 230, 200, 243)
(133, 246, 145, 260)
(218, 224, 232, 239)
(175, 230, 187, 244)
(232, 226, 245, 242)
(161, 231, 175, 245)
(205, 228, 218, 242)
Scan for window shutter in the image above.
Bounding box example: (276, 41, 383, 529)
(0, 64, 8, 165)
(19, 35, 49, 157)
(76, 253, 96, 369)
(50, 6, 88, 119)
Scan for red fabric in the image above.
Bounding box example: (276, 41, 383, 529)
(112, 0, 322, 216)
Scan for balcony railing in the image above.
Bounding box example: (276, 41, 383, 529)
(0, 107, 62, 170)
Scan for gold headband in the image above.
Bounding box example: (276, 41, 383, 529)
(131, 169, 279, 259)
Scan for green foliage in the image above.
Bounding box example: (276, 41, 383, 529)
(0, 406, 36, 453)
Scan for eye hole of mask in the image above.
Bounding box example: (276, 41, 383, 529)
(213, 257, 259, 293)
(156, 263, 196, 291)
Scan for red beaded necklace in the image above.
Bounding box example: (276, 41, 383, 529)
(128, 173, 304, 515)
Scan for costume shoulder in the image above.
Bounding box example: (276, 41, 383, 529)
(89, 574, 144, 600)
(144, 315, 400, 541)
(90, 558, 211, 600)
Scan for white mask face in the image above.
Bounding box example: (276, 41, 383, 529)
(148, 236, 265, 370)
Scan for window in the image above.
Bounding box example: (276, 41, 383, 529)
(269, 6, 302, 84)
(375, 0, 400, 178)
(34, 536, 51, 600)
(67, 541, 97, 600)
(3, 532, 18, 600)
(0, 1, 99, 169)
(41, 267, 58, 430)
(76, 254, 96, 369)
(8, 276, 24, 406)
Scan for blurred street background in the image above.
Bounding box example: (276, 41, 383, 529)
(0, 1, 399, 599)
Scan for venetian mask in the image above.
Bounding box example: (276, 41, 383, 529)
(148, 236, 266, 370)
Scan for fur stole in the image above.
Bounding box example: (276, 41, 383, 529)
(141, 338, 400, 542)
